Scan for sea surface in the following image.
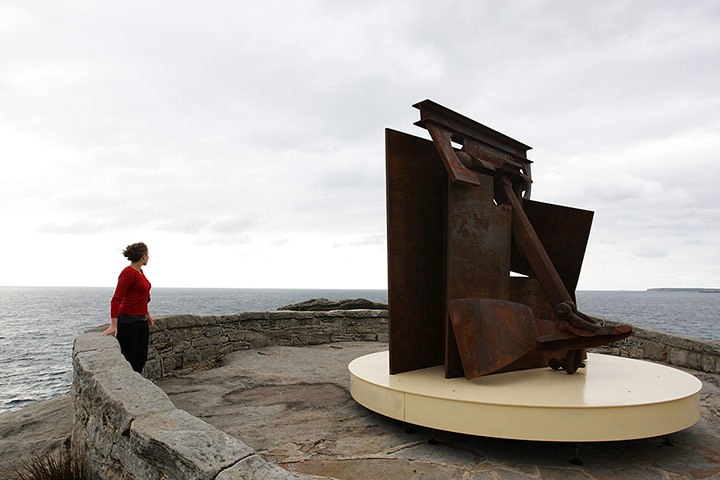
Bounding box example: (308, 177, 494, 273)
(1, 287, 718, 413)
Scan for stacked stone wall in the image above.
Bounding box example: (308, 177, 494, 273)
(143, 310, 389, 380)
(72, 309, 720, 479)
(591, 319, 720, 373)
(72, 310, 387, 479)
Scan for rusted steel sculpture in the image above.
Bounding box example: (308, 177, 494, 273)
(386, 100, 632, 379)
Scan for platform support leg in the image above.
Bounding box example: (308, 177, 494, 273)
(428, 429, 439, 445)
(570, 443, 583, 465)
(662, 434, 674, 446)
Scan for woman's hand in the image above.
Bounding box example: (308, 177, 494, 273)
(102, 318, 118, 337)
(148, 313, 154, 328)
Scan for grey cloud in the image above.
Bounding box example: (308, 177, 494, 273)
(631, 246, 670, 259)
(350, 235, 386, 247)
(153, 217, 210, 235)
(38, 220, 113, 235)
(206, 216, 258, 235)
(2, 0, 720, 289)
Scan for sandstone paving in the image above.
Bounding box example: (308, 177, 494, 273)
(154, 342, 720, 480)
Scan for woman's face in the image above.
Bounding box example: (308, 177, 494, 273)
(142, 252, 149, 266)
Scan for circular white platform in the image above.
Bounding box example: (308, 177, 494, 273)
(349, 352, 701, 442)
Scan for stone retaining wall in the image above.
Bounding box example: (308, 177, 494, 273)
(142, 310, 389, 380)
(72, 309, 719, 479)
(591, 319, 720, 373)
(72, 310, 387, 480)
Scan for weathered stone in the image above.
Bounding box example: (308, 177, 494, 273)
(343, 310, 379, 319)
(161, 354, 182, 373)
(89, 370, 175, 433)
(217, 454, 305, 480)
(206, 326, 223, 337)
(246, 331, 271, 348)
(74, 347, 128, 383)
(110, 441, 159, 480)
(199, 347, 217, 362)
(353, 333, 378, 341)
(146, 346, 158, 360)
(183, 349, 202, 366)
(83, 413, 117, 457)
(73, 332, 120, 356)
(619, 337, 644, 358)
(218, 315, 243, 324)
(642, 341, 668, 362)
(301, 334, 332, 345)
(701, 354, 719, 373)
(192, 335, 215, 348)
(269, 310, 298, 320)
(131, 409, 254, 480)
(330, 334, 355, 342)
(169, 328, 188, 343)
(144, 359, 162, 379)
(167, 314, 215, 329)
(278, 298, 388, 311)
(217, 343, 234, 356)
(151, 316, 168, 330)
(0, 395, 72, 478)
(265, 318, 301, 330)
(670, 348, 703, 370)
(227, 331, 247, 342)
(149, 331, 172, 351)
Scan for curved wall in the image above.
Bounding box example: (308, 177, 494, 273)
(72, 310, 386, 479)
(72, 309, 719, 479)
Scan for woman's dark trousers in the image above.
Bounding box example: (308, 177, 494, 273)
(116, 315, 149, 373)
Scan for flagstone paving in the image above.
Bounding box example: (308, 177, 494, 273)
(156, 342, 720, 479)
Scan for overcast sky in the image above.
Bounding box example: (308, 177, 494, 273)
(1, 0, 719, 290)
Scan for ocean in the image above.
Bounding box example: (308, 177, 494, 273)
(1, 286, 718, 413)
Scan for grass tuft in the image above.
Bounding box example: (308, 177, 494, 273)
(1, 448, 88, 480)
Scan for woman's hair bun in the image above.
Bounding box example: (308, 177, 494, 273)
(123, 242, 148, 262)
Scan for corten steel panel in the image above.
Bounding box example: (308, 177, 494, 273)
(448, 298, 537, 379)
(504, 277, 579, 373)
(444, 177, 512, 378)
(509, 276, 554, 321)
(386, 128, 446, 374)
(510, 200, 593, 300)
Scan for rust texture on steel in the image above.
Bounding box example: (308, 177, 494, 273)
(449, 298, 537, 378)
(385, 100, 633, 379)
(386, 129, 445, 374)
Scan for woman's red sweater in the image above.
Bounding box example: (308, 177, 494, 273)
(111, 266, 151, 318)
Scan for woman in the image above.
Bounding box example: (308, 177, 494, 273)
(102, 242, 154, 373)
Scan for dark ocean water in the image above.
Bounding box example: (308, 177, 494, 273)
(1, 287, 718, 413)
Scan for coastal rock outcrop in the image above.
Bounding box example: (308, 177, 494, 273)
(0, 394, 72, 478)
(278, 298, 388, 311)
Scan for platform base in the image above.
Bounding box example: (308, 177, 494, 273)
(349, 352, 701, 442)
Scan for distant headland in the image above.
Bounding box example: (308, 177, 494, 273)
(647, 288, 720, 293)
